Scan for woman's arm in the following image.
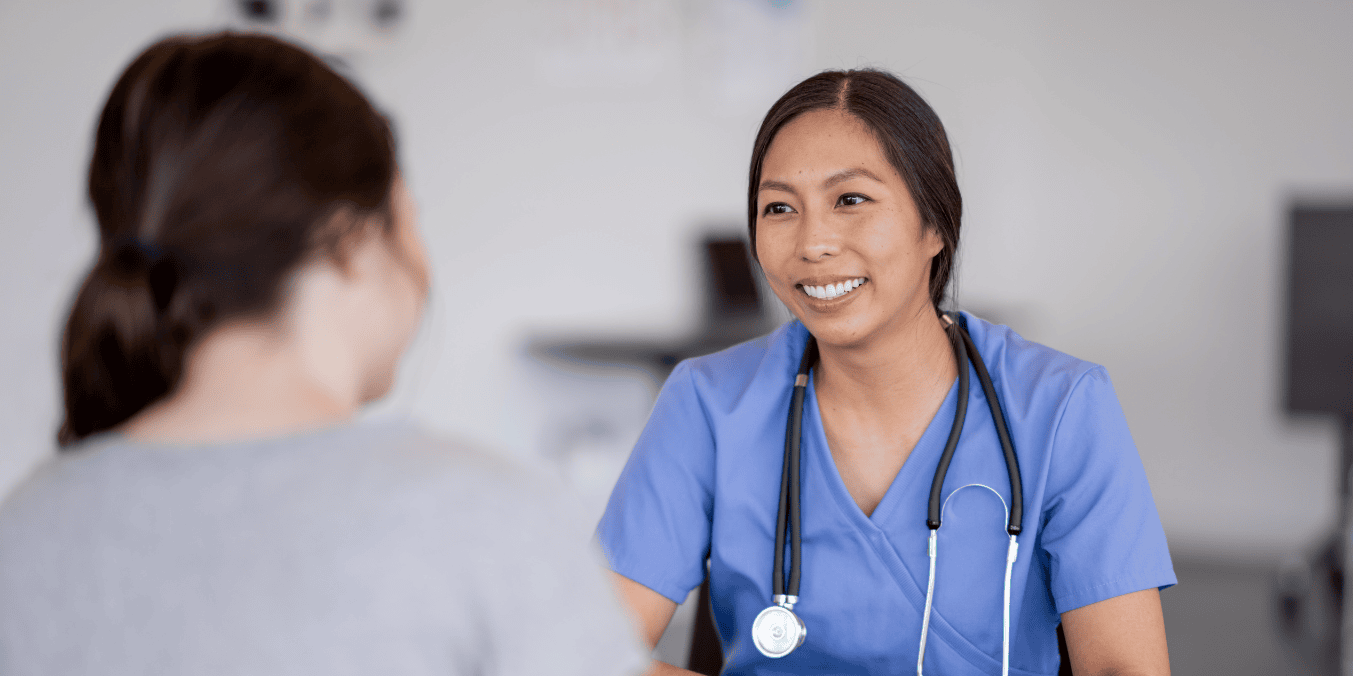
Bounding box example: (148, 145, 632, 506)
(610, 572, 702, 676)
(1060, 588, 1170, 676)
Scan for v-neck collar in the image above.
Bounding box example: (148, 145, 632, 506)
(802, 371, 964, 533)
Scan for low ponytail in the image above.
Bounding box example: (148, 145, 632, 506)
(58, 33, 396, 446)
(59, 241, 191, 444)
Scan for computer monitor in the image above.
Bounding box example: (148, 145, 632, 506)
(703, 236, 764, 322)
(1286, 205, 1353, 413)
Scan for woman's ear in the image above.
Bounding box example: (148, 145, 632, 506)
(314, 205, 386, 279)
(386, 179, 431, 294)
(921, 224, 945, 259)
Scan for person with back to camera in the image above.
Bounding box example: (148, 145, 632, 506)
(0, 32, 647, 676)
(597, 69, 1175, 675)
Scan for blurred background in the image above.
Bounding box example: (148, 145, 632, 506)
(2, 1, 1351, 673)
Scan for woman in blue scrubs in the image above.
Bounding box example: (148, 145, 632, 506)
(598, 69, 1174, 675)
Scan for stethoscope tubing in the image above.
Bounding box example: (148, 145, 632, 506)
(955, 323, 1024, 536)
(773, 339, 817, 598)
(764, 313, 1027, 663)
(926, 322, 970, 529)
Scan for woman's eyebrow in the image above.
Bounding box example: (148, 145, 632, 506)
(823, 167, 884, 188)
(759, 168, 883, 196)
(758, 179, 798, 195)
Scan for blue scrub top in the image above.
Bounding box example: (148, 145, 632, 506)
(597, 313, 1175, 675)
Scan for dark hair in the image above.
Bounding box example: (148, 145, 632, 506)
(747, 69, 962, 311)
(58, 32, 397, 445)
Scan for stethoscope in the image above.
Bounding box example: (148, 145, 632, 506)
(751, 313, 1025, 676)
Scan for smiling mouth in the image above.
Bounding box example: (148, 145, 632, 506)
(798, 277, 867, 300)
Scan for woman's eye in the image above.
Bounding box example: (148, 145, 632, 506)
(763, 202, 795, 216)
(837, 193, 870, 207)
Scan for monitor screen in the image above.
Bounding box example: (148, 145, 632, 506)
(1286, 205, 1353, 413)
(704, 237, 762, 320)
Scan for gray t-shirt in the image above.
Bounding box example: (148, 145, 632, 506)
(0, 419, 648, 676)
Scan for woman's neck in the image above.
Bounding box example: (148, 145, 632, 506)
(119, 320, 360, 446)
(813, 308, 957, 419)
(810, 307, 959, 517)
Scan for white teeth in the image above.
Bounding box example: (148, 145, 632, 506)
(801, 277, 866, 300)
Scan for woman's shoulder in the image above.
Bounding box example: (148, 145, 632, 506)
(0, 420, 569, 530)
(299, 419, 583, 522)
(959, 311, 1112, 413)
(672, 319, 808, 406)
(377, 423, 580, 508)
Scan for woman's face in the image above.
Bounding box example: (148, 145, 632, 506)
(755, 109, 942, 350)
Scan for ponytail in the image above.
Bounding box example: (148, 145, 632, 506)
(59, 240, 192, 444)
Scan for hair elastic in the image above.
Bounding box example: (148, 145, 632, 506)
(110, 237, 178, 312)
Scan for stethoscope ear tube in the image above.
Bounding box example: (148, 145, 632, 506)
(927, 320, 970, 530)
(956, 324, 1024, 536)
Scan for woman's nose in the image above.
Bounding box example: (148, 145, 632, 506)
(798, 210, 841, 261)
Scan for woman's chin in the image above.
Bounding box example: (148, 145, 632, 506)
(359, 369, 396, 404)
(799, 315, 877, 350)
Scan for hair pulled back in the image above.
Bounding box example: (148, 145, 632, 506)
(747, 69, 962, 312)
(59, 32, 396, 445)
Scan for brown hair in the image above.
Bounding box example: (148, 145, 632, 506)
(58, 32, 396, 445)
(747, 69, 962, 311)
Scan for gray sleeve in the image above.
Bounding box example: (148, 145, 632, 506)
(470, 474, 651, 676)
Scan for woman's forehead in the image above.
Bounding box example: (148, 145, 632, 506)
(761, 110, 898, 186)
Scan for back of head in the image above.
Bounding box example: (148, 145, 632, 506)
(60, 32, 396, 446)
(746, 69, 962, 311)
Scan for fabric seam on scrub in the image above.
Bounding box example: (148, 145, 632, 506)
(1038, 364, 1104, 613)
(684, 357, 722, 606)
(680, 359, 723, 454)
(1034, 363, 1096, 543)
(1045, 366, 1102, 464)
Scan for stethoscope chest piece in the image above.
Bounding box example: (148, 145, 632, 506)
(752, 596, 806, 658)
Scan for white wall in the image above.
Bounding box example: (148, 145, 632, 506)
(2, 0, 1350, 561)
(825, 1, 1353, 558)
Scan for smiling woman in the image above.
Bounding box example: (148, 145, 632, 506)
(754, 108, 946, 356)
(598, 69, 1175, 676)
(747, 71, 961, 316)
